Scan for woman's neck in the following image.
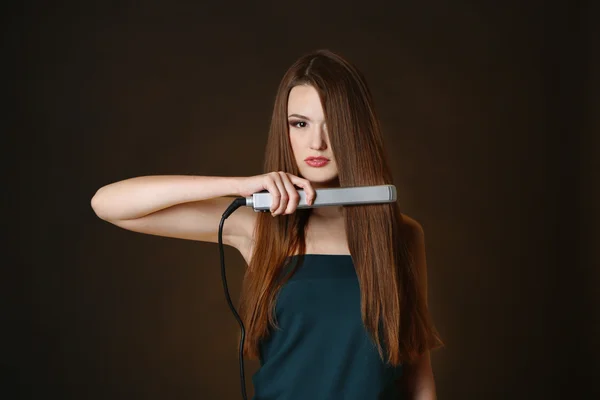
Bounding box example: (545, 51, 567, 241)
(311, 205, 344, 219)
(309, 178, 343, 219)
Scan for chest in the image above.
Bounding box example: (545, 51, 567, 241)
(302, 216, 349, 255)
(241, 215, 349, 266)
(276, 258, 358, 319)
(281, 284, 358, 326)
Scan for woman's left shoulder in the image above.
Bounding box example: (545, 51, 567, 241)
(399, 213, 425, 239)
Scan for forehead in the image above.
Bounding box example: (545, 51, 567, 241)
(287, 85, 324, 119)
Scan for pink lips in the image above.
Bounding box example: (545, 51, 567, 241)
(305, 156, 330, 168)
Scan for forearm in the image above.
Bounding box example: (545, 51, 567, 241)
(91, 175, 241, 221)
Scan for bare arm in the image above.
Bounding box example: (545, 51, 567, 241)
(403, 351, 437, 399)
(90, 173, 315, 261)
(398, 215, 438, 399)
(91, 175, 241, 221)
(90, 175, 256, 252)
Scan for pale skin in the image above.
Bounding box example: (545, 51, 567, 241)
(90, 84, 436, 399)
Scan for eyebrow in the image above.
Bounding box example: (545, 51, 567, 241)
(287, 114, 312, 121)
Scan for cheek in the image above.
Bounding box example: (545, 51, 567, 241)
(289, 135, 302, 158)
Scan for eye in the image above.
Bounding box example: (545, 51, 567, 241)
(289, 120, 307, 128)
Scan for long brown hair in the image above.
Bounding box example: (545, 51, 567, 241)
(238, 49, 442, 366)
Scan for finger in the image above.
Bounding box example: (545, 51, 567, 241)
(265, 174, 281, 214)
(288, 175, 315, 206)
(271, 172, 288, 215)
(280, 172, 300, 214)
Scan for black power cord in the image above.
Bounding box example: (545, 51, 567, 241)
(219, 197, 250, 400)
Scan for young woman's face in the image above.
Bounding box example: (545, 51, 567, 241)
(287, 84, 339, 188)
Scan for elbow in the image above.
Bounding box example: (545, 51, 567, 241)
(90, 189, 111, 221)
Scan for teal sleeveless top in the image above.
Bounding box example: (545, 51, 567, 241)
(251, 254, 404, 399)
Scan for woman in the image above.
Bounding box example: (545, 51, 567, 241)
(91, 49, 443, 399)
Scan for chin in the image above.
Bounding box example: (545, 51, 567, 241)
(300, 172, 340, 187)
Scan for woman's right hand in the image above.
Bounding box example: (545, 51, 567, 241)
(237, 172, 315, 216)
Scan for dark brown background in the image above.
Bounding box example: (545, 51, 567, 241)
(5, 1, 598, 399)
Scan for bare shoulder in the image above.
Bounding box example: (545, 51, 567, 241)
(399, 213, 429, 297)
(399, 213, 425, 242)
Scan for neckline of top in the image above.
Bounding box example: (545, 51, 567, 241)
(289, 253, 352, 257)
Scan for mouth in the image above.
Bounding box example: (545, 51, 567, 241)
(304, 157, 330, 168)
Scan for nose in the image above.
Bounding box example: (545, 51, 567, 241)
(309, 125, 328, 151)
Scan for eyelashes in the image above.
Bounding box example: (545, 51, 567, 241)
(288, 120, 328, 132)
(288, 120, 307, 128)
